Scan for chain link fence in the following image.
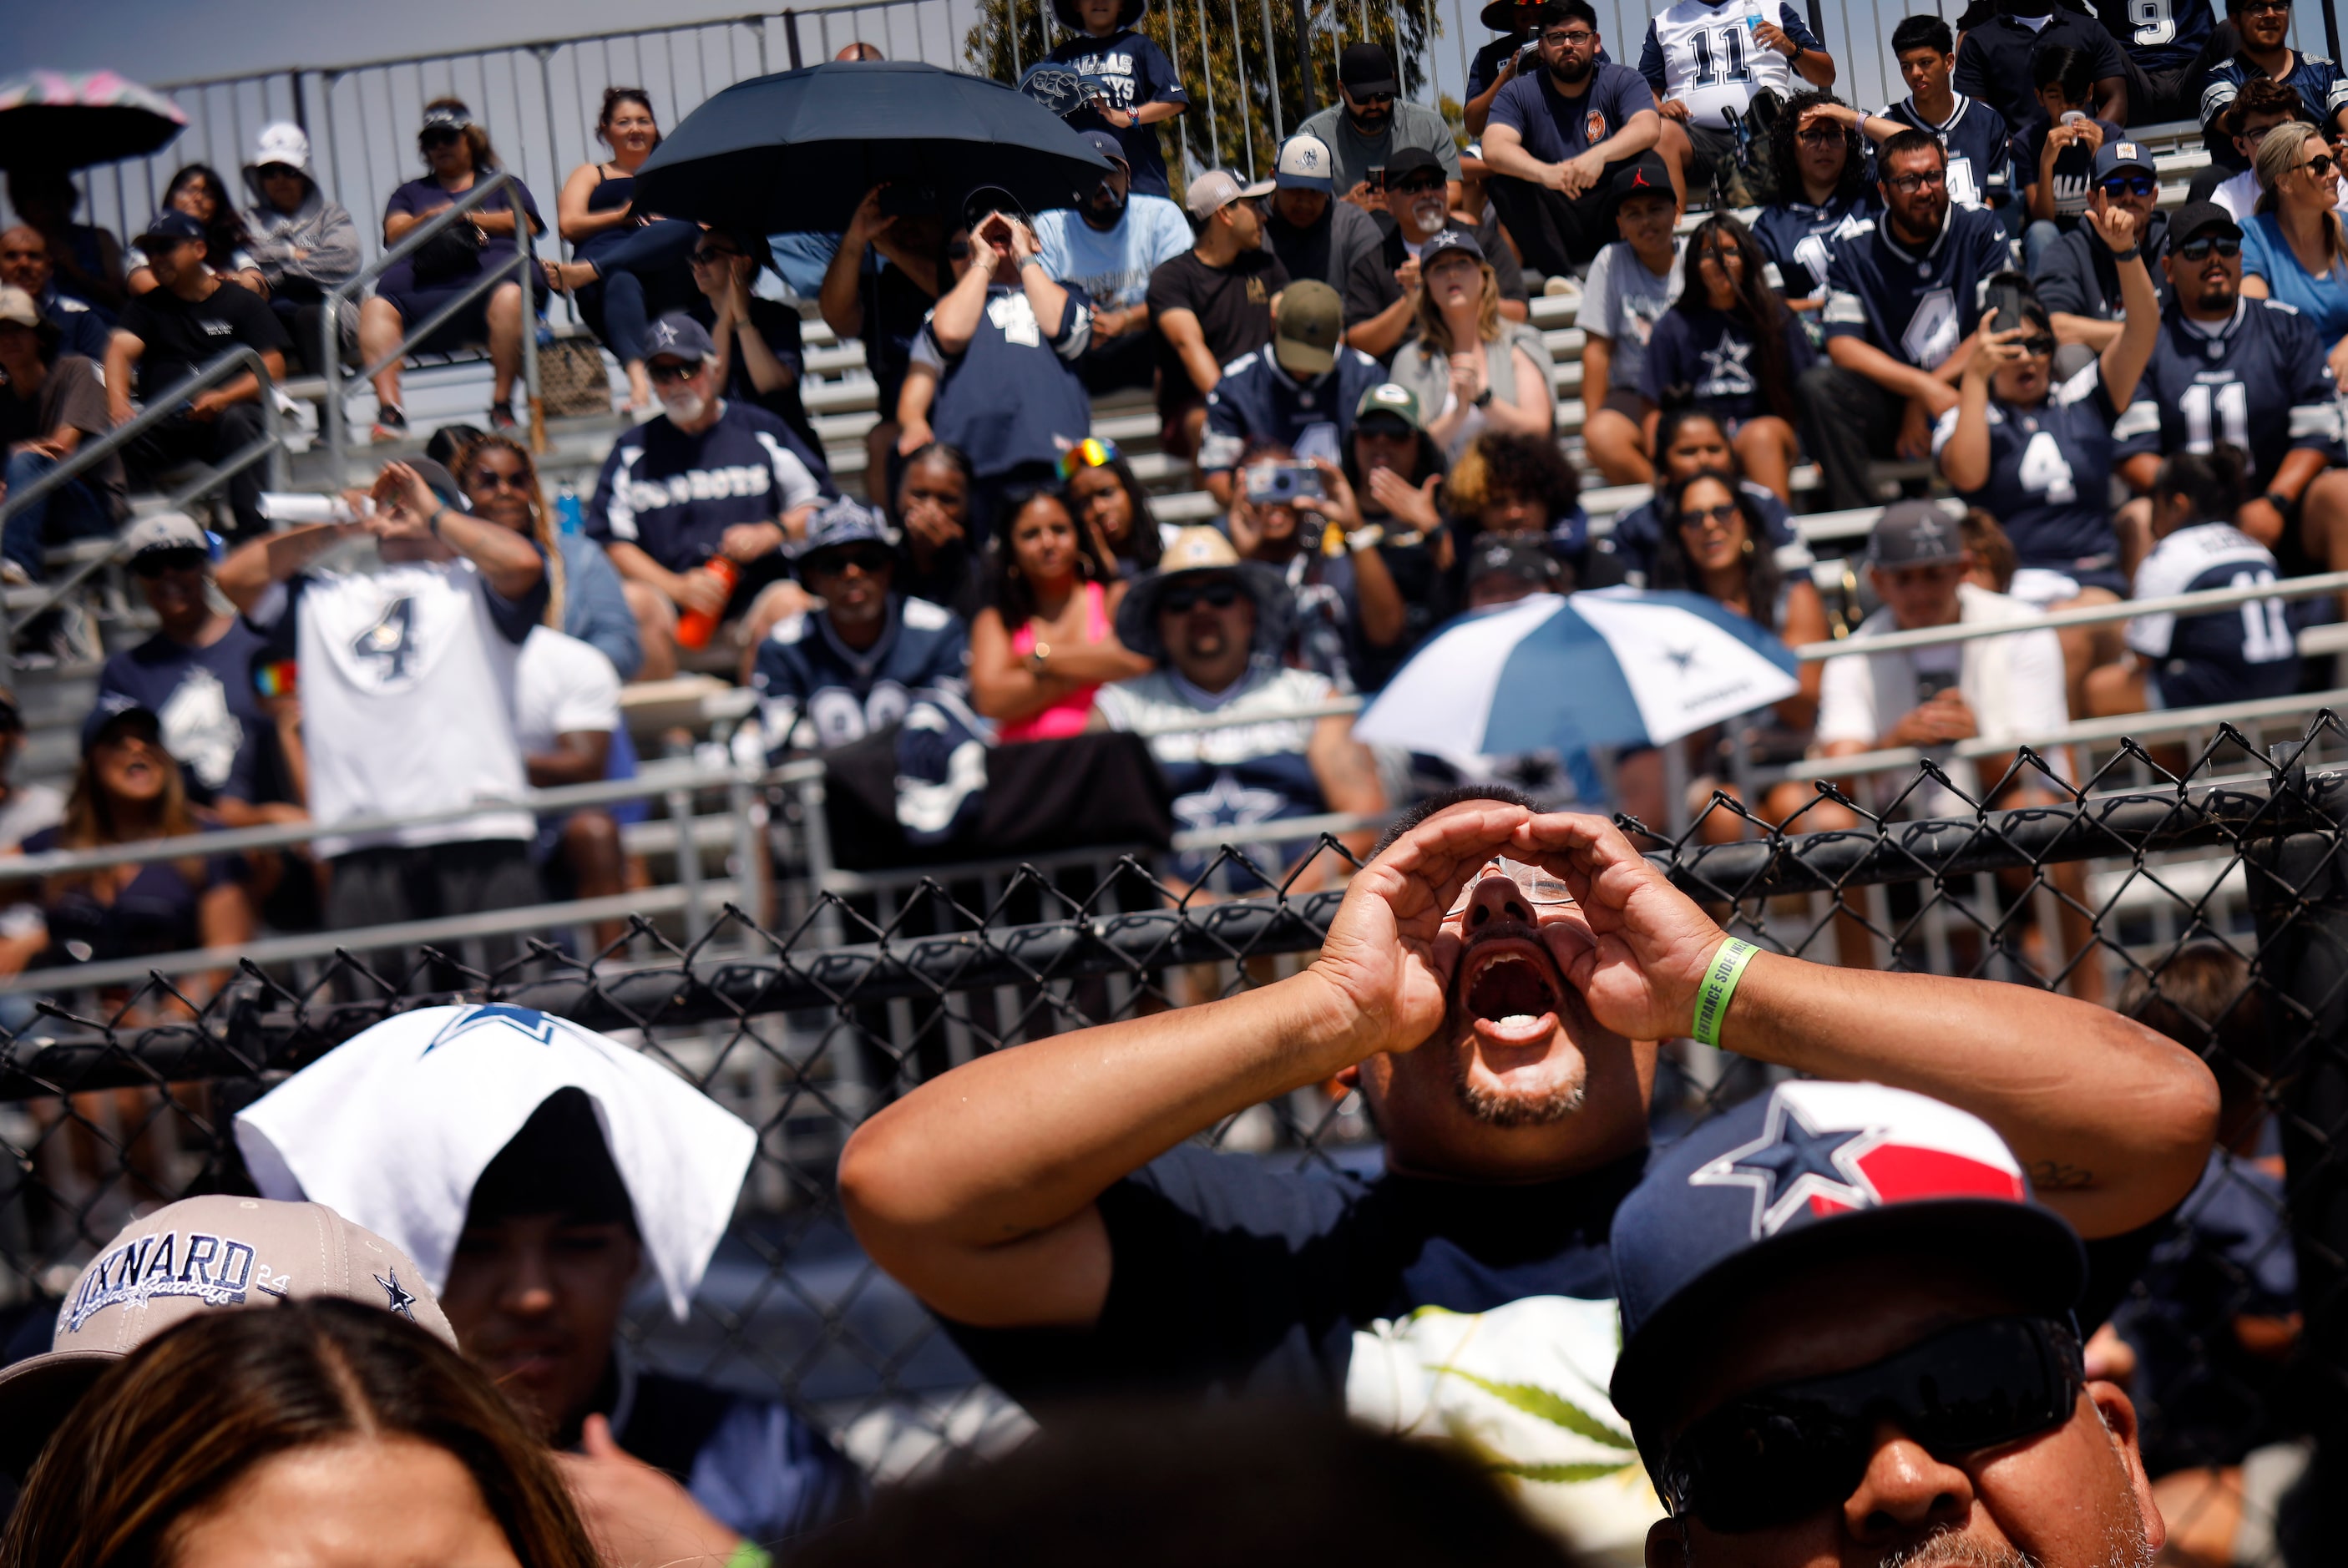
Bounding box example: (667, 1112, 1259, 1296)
(7, 721, 2348, 1560)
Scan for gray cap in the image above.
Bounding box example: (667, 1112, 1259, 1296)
(0, 1196, 458, 1480)
(116, 510, 210, 564)
(1865, 500, 1968, 569)
(1469, 534, 1561, 588)
(1185, 169, 1276, 220)
(792, 497, 898, 574)
(645, 311, 716, 366)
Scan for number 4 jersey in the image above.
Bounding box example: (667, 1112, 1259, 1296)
(2113, 297, 2345, 493)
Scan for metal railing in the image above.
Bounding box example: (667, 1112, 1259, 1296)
(318, 168, 543, 480)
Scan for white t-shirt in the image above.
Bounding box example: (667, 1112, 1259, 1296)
(514, 626, 622, 758)
(250, 554, 538, 857)
(1815, 582, 2067, 749)
(1581, 238, 1687, 395)
(1035, 194, 1192, 311)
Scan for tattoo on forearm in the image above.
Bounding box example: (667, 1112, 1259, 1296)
(2027, 1159, 2095, 1191)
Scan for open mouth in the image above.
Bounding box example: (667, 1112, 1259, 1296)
(1460, 938, 1562, 1044)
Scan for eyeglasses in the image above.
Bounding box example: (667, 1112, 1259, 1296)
(1057, 437, 1122, 479)
(2177, 235, 2243, 261)
(812, 545, 893, 575)
(1794, 125, 1845, 147)
(468, 467, 533, 493)
(1660, 1316, 2083, 1534)
(1885, 168, 1948, 193)
(2098, 175, 2157, 198)
(2243, 0, 2292, 13)
(1678, 501, 1742, 531)
(133, 549, 210, 579)
(2300, 152, 2340, 177)
(1159, 578, 1242, 614)
(1444, 856, 1575, 917)
(1541, 28, 1597, 45)
(690, 245, 743, 266)
(648, 359, 702, 384)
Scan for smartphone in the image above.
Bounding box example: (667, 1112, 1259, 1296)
(1365, 164, 1386, 192)
(1244, 463, 1323, 504)
(254, 658, 297, 700)
(1915, 668, 1960, 704)
(1985, 280, 2027, 338)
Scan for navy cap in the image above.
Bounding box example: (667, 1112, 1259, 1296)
(1608, 1081, 2086, 1439)
(2093, 139, 2153, 180)
(1080, 129, 1131, 169)
(792, 498, 898, 574)
(80, 695, 161, 756)
(645, 312, 715, 366)
(136, 209, 205, 247)
(1423, 227, 1485, 270)
(420, 103, 472, 136)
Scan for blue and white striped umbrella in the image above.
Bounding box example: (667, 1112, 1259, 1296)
(1355, 589, 1802, 756)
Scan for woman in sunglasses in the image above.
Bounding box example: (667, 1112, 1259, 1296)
(453, 432, 642, 681)
(1938, 220, 2158, 715)
(969, 487, 1150, 742)
(1059, 437, 1166, 577)
(2240, 121, 2348, 386)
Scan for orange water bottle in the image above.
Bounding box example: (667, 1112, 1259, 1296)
(676, 556, 740, 650)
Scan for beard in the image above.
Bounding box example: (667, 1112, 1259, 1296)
(1549, 55, 1594, 85)
(1443, 933, 1586, 1127)
(2194, 277, 2239, 313)
(659, 389, 708, 424)
(1868, 1521, 2152, 1568)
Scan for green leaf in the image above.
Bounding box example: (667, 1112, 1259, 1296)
(1436, 1368, 1637, 1449)
(1490, 1460, 1637, 1484)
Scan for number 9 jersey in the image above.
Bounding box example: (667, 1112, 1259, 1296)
(2113, 296, 2345, 495)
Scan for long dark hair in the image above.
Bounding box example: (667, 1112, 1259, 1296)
(1062, 453, 1163, 571)
(1672, 212, 1798, 424)
(161, 164, 252, 271)
(595, 86, 662, 152)
(1770, 89, 1868, 205)
(989, 485, 1111, 625)
(1652, 468, 1785, 631)
(1, 1298, 600, 1568)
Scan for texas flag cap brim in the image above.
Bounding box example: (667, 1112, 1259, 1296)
(1608, 1081, 2087, 1425)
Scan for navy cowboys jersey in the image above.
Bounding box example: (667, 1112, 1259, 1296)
(1199, 346, 1388, 475)
(1638, 0, 1824, 129)
(1931, 360, 2123, 573)
(2113, 299, 2345, 491)
(2126, 523, 2297, 710)
(1751, 193, 1875, 301)
(1820, 202, 2008, 369)
(1877, 94, 2012, 212)
(2106, 0, 2216, 73)
(751, 594, 970, 755)
(2203, 51, 2348, 135)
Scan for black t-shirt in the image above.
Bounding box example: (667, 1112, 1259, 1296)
(117, 281, 291, 404)
(1146, 248, 1291, 404)
(702, 295, 822, 459)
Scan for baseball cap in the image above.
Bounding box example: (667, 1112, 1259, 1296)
(1608, 1081, 2087, 1435)
(0, 1197, 458, 1480)
(1468, 534, 1561, 589)
(645, 311, 715, 366)
(1276, 134, 1336, 193)
(135, 209, 205, 249)
(1422, 227, 1486, 270)
(117, 510, 211, 565)
(793, 497, 898, 572)
(1185, 169, 1276, 220)
(1355, 381, 1425, 431)
(1385, 146, 1449, 187)
(1865, 499, 1967, 569)
(1080, 129, 1131, 169)
(2094, 139, 2153, 180)
(1340, 42, 1400, 95)
(1273, 280, 1344, 377)
(2171, 200, 2244, 247)
(79, 694, 159, 756)
(1606, 153, 1676, 212)
(0, 285, 38, 330)
(420, 102, 472, 136)
(249, 121, 311, 175)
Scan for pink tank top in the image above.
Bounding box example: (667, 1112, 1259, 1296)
(1000, 581, 1111, 743)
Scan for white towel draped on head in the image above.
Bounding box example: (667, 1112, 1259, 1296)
(233, 1004, 758, 1322)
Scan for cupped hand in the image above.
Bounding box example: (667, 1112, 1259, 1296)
(1369, 468, 1443, 530)
(1513, 812, 1727, 1042)
(1305, 799, 1531, 1060)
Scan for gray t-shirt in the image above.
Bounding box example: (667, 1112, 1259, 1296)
(1293, 102, 1463, 199)
(1580, 237, 1685, 396)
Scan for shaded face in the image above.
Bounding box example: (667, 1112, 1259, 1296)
(0, 320, 37, 373)
(93, 726, 169, 805)
(1394, 169, 1449, 235)
(1425, 249, 1481, 309)
(0, 227, 51, 292)
(422, 127, 473, 178)
(1896, 46, 1953, 99)
(169, 178, 218, 225)
(1872, 559, 1969, 628)
(1479, 488, 1550, 534)
(462, 446, 537, 534)
(1695, 234, 1748, 305)
(1677, 476, 1750, 575)
(1341, 82, 1395, 133)
(944, 227, 979, 283)
(1222, 197, 1264, 249)
(1077, 0, 1122, 27)
(1273, 185, 1329, 227)
(257, 164, 307, 213)
(1662, 419, 1735, 480)
(1157, 574, 1254, 675)
(135, 551, 214, 635)
(1010, 498, 1081, 582)
(1616, 192, 1678, 252)
(1991, 317, 2055, 404)
(1651, 1256, 2158, 1568)
(805, 544, 894, 628)
(1354, 417, 1419, 477)
(602, 99, 658, 155)
(2239, 0, 2293, 51)
(140, 236, 205, 288)
(167, 1435, 525, 1568)
(1881, 147, 1951, 235)
(441, 1212, 641, 1440)
(1065, 463, 1133, 545)
(1794, 117, 1850, 188)
(1541, 20, 1602, 82)
(2167, 230, 2243, 314)
(689, 235, 747, 297)
(1084, 163, 1131, 225)
(2096, 165, 2158, 225)
(650, 354, 715, 421)
(899, 457, 973, 539)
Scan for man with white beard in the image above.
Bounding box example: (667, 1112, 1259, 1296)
(839, 792, 2217, 1562)
(584, 311, 833, 660)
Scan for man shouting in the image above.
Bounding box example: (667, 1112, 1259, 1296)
(841, 789, 2217, 1560)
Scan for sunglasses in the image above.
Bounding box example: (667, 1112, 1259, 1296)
(2300, 152, 2340, 177)
(2013, 332, 2058, 357)
(134, 548, 210, 579)
(1057, 437, 1123, 479)
(420, 128, 463, 147)
(2098, 175, 2157, 198)
(1445, 856, 1575, 917)
(468, 466, 533, 493)
(812, 545, 893, 575)
(1661, 1316, 2082, 1534)
(2178, 235, 2243, 261)
(2244, 0, 2292, 13)
(648, 359, 702, 383)
(1678, 501, 1742, 530)
(690, 245, 744, 266)
(1159, 578, 1242, 614)
(1351, 90, 1397, 105)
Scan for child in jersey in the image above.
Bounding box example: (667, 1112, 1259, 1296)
(1043, 0, 1190, 200)
(2092, 447, 2299, 717)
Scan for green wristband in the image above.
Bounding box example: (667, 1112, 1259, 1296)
(726, 1545, 775, 1568)
(1689, 938, 1758, 1048)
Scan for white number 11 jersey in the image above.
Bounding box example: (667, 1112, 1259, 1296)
(1639, 0, 1821, 129)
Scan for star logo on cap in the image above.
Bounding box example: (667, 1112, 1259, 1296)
(1910, 516, 1950, 553)
(652, 321, 682, 350)
(375, 1267, 418, 1321)
(1691, 1095, 1886, 1237)
(1300, 149, 1319, 168)
(422, 1004, 566, 1055)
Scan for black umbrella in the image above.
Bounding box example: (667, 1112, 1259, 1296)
(0, 71, 188, 171)
(633, 60, 1116, 235)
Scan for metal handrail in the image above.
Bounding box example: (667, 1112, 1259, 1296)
(320, 169, 543, 480)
